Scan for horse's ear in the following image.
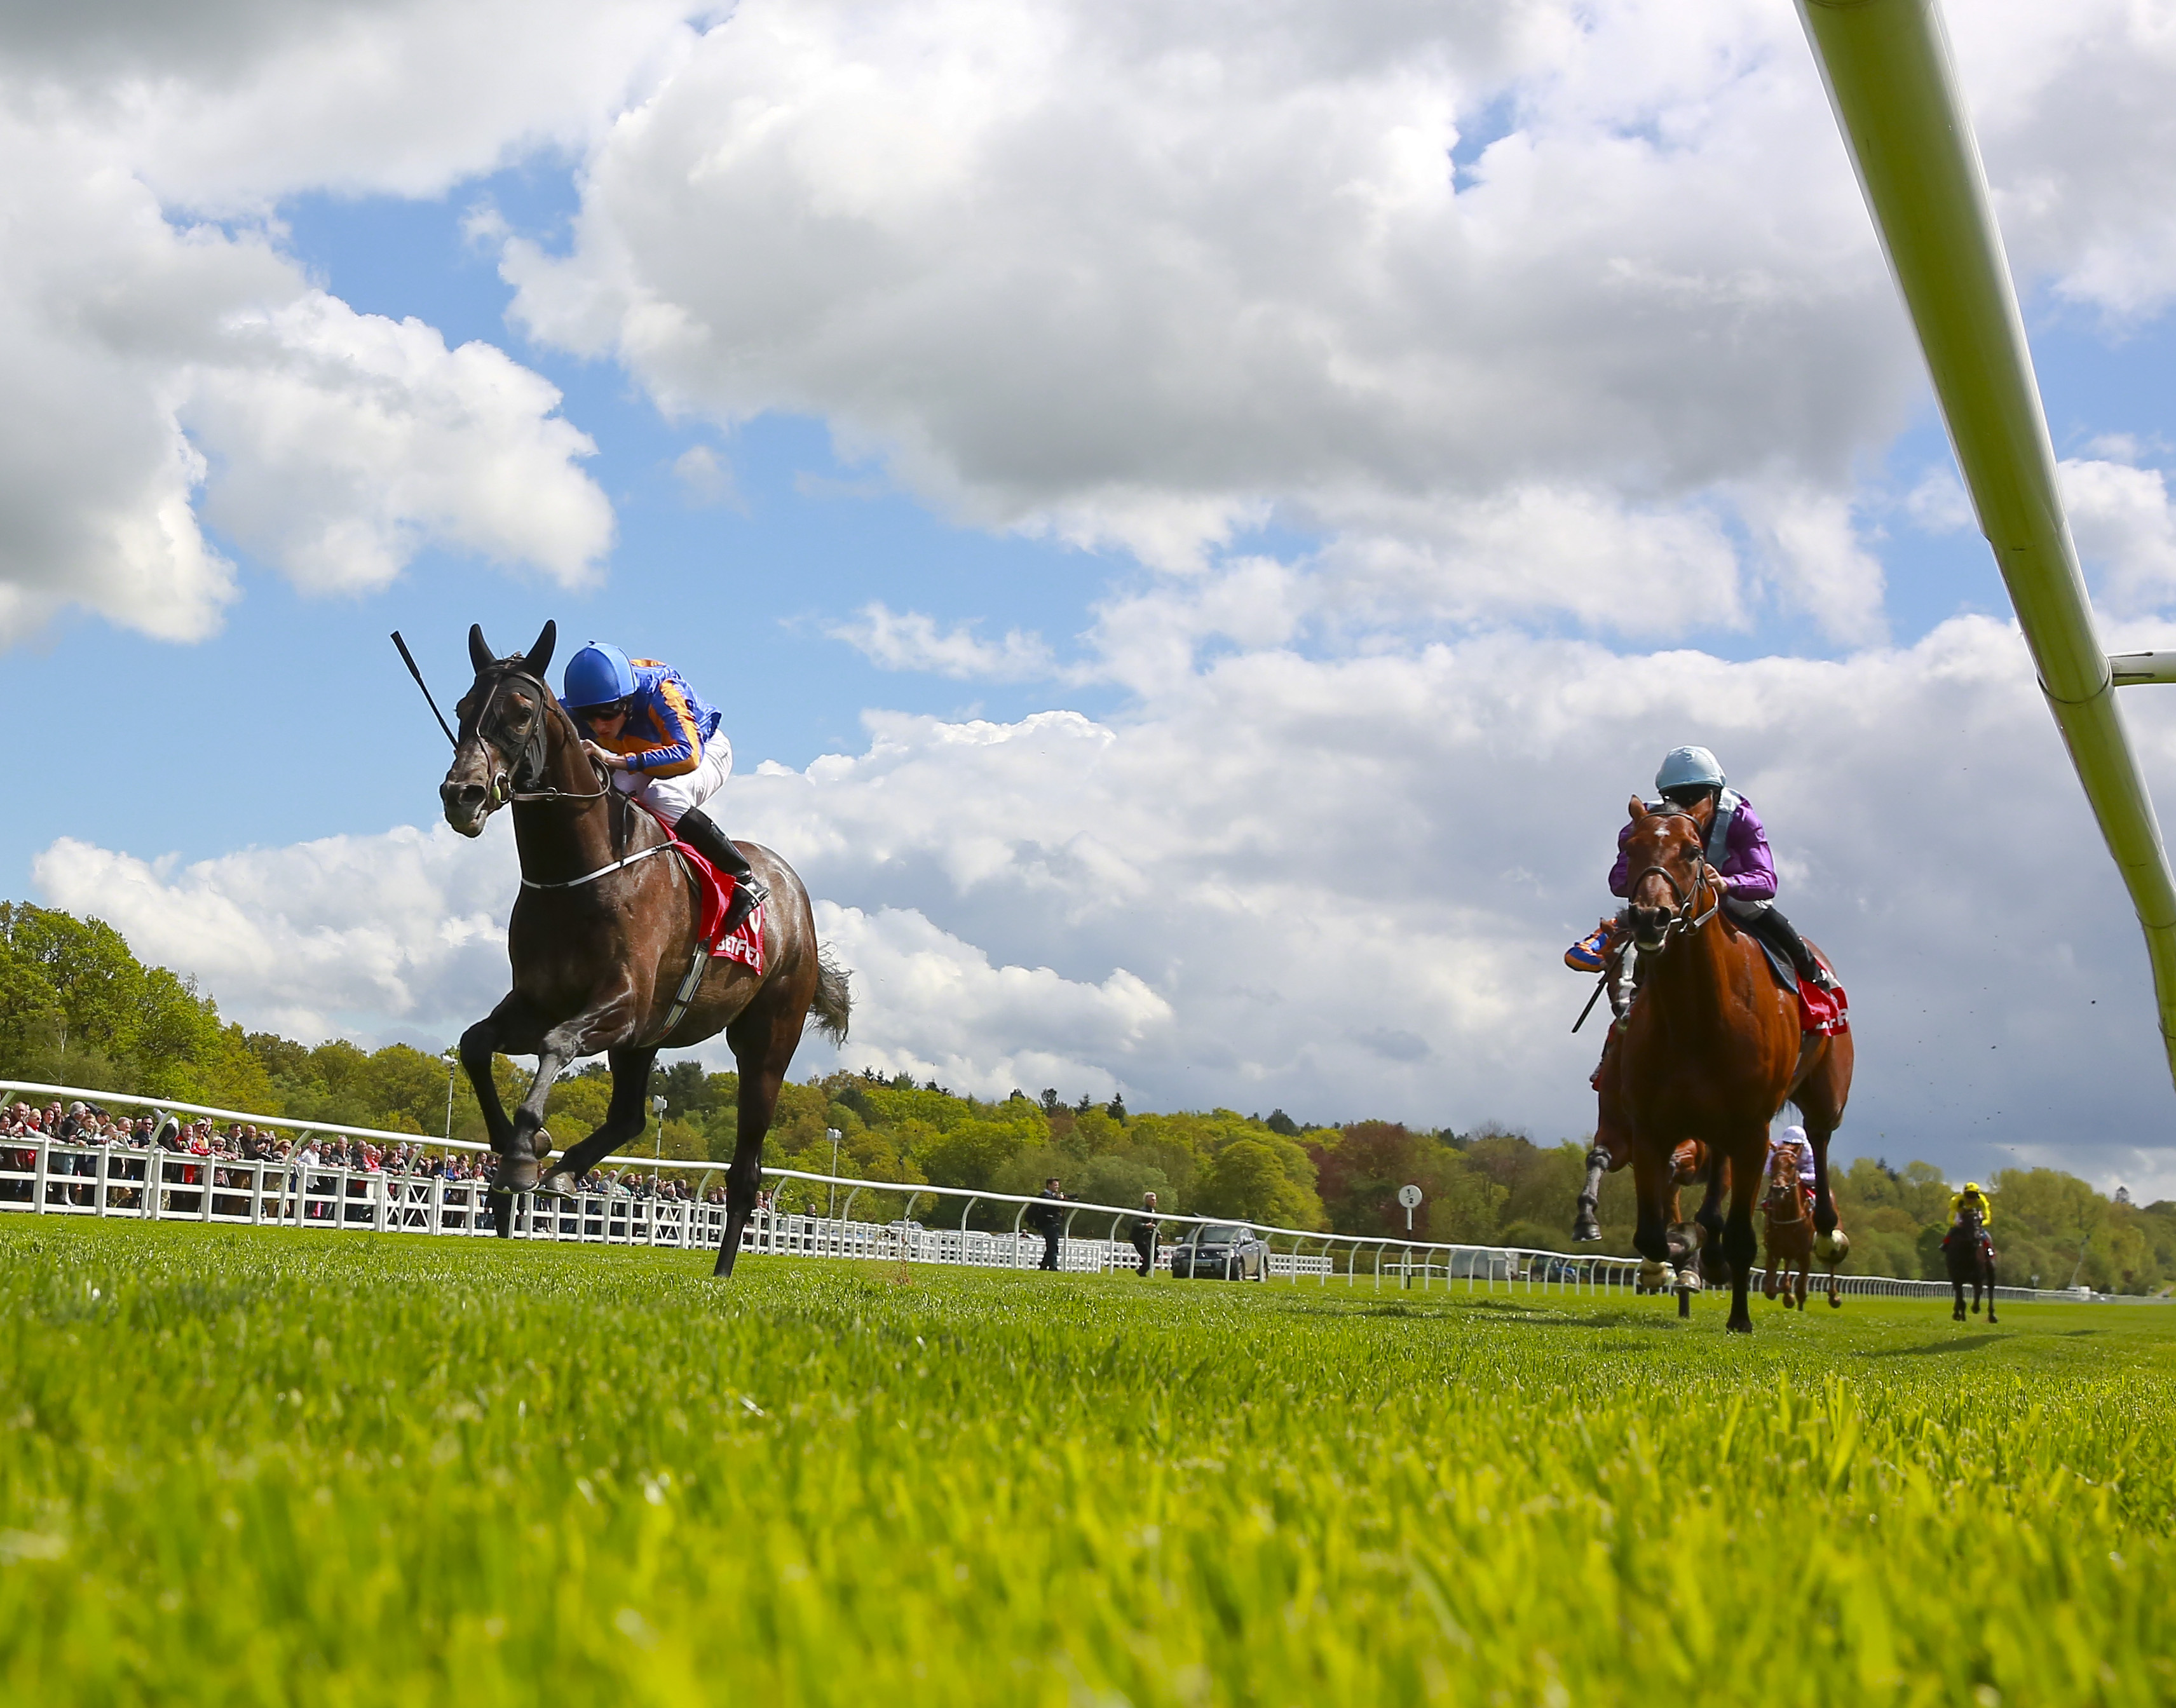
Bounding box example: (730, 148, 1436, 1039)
(1627, 794, 1648, 823)
(526, 620, 557, 679)
(468, 624, 494, 673)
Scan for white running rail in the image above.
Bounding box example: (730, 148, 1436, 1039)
(0, 1078, 2135, 1304)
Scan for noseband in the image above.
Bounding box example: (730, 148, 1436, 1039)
(466, 667, 609, 811)
(1629, 811, 1720, 946)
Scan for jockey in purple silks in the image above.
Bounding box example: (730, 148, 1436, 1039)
(1565, 745, 1835, 991)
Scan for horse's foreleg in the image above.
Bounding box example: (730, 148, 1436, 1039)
(503, 993, 640, 1195)
(547, 1047, 662, 1191)
(460, 994, 543, 1154)
(1695, 1151, 1732, 1287)
(1984, 1259, 1998, 1324)
(1721, 1138, 1764, 1333)
(1629, 1142, 1673, 1273)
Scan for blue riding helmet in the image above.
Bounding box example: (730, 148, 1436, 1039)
(563, 641, 636, 708)
(1656, 745, 1725, 796)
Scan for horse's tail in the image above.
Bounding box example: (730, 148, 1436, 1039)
(809, 946, 852, 1045)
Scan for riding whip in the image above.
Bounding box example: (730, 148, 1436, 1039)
(1571, 973, 1608, 1034)
(390, 631, 458, 747)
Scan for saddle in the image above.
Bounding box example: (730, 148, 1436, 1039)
(1746, 935, 1849, 1036)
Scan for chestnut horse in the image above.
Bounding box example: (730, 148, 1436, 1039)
(1943, 1205, 1998, 1324)
(1614, 797, 1853, 1332)
(1760, 1160, 1839, 1310)
(438, 621, 850, 1275)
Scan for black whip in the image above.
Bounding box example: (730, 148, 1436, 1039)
(1571, 973, 1608, 1034)
(390, 631, 458, 747)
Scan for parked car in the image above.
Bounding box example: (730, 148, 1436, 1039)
(1171, 1223, 1270, 1280)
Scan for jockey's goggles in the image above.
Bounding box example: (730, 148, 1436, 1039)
(586, 699, 633, 722)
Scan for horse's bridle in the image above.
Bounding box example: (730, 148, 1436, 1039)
(466, 667, 611, 812)
(1629, 808, 1721, 946)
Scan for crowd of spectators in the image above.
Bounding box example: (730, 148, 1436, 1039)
(0, 1100, 717, 1221)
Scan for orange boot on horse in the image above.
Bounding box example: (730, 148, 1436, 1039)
(1586, 747, 1853, 1332)
(439, 622, 850, 1274)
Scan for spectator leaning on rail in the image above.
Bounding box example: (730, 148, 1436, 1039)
(1031, 1177, 1070, 1271)
(1128, 1192, 1161, 1277)
(560, 640, 767, 940)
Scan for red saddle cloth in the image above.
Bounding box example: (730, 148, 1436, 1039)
(665, 835, 765, 974)
(1798, 973, 1848, 1038)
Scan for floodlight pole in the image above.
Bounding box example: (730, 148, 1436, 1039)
(1797, 0, 2176, 1092)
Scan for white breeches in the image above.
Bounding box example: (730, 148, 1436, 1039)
(614, 729, 732, 826)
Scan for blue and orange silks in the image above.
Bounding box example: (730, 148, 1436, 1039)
(575, 659, 721, 778)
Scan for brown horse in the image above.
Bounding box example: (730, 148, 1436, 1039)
(1760, 1159, 1840, 1310)
(1613, 797, 1853, 1332)
(1943, 1205, 1998, 1324)
(438, 621, 850, 1274)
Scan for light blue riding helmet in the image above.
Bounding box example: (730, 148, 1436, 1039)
(563, 641, 636, 708)
(1656, 745, 1725, 796)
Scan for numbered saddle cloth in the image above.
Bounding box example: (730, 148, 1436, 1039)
(663, 834, 765, 973)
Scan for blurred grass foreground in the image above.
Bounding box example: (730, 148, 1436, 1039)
(0, 1221, 2170, 1706)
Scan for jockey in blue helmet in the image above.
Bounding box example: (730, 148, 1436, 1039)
(1565, 744, 1834, 991)
(561, 641, 766, 937)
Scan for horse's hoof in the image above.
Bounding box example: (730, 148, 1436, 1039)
(1814, 1230, 1849, 1264)
(534, 1171, 580, 1200)
(1572, 1214, 1601, 1244)
(1637, 1259, 1667, 1294)
(1678, 1270, 1703, 1294)
(495, 1156, 542, 1195)
(1828, 1296, 1842, 1310)
(1726, 1318, 1753, 1335)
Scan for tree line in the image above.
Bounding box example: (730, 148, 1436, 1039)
(4, 901, 2171, 1291)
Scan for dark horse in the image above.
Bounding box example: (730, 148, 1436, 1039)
(1611, 797, 1854, 1332)
(1943, 1206, 1998, 1324)
(438, 621, 850, 1275)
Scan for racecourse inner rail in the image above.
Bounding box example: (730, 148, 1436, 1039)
(0, 1080, 2133, 1304)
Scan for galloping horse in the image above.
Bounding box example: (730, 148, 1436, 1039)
(438, 621, 850, 1274)
(1760, 1160, 1839, 1310)
(1943, 1205, 1998, 1324)
(1614, 797, 1853, 1332)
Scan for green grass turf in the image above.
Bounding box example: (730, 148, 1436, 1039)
(0, 1222, 2169, 1707)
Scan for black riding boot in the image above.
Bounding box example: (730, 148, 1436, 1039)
(1756, 905, 1835, 991)
(674, 808, 768, 937)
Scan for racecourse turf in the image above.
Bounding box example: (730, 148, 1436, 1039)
(0, 1223, 2168, 1707)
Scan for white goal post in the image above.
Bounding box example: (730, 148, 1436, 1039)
(1797, 0, 2176, 1092)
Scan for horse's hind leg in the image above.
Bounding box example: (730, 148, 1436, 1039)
(548, 1047, 662, 1188)
(1984, 1263, 1998, 1324)
(714, 983, 813, 1279)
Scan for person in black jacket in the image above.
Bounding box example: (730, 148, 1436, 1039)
(1033, 1177, 1068, 1271)
(1129, 1191, 1161, 1276)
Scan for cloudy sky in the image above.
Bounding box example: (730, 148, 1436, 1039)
(8, 0, 2176, 1193)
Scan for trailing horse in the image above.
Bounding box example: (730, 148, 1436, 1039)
(1611, 797, 1854, 1333)
(1943, 1205, 1998, 1324)
(1760, 1159, 1839, 1310)
(437, 621, 850, 1275)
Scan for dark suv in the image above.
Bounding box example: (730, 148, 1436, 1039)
(1170, 1223, 1270, 1280)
